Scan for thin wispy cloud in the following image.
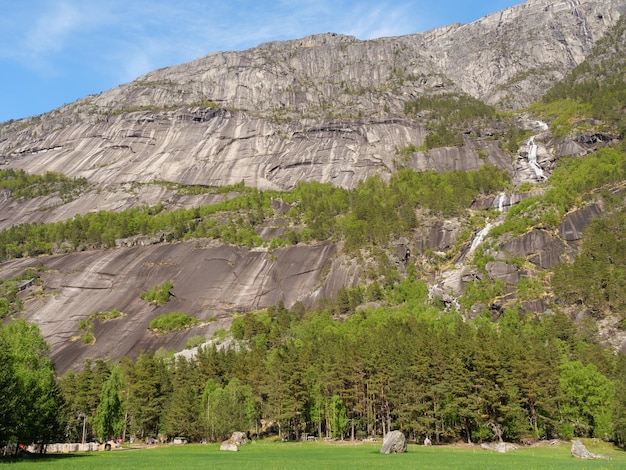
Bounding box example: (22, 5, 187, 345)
(25, 2, 83, 56)
(341, 2, 422, 39)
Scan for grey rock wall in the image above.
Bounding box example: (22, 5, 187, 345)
(0, 241, 348, 374)
(1, 0, 624, 201)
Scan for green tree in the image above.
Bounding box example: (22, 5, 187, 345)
(123, 351, 171, 439)
(0, 333, 17, 446)
(93, 366, 125, 441)
(59, 360, 109, 443)
(613, 353, 626, 447)
(1, 320, 64, 447)
(203, 378, 255, 442)
(558, 360, 614, 438)
(329, 394, 349, 439)
(161, 357, 204, 441)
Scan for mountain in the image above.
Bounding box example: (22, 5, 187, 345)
(1, 0, 626, 373)
(1, 0, 623, 194)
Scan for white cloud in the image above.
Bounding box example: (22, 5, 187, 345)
(25, 2, 83, 56)
(340, 2, 422, 39)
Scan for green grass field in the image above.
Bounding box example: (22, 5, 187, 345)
(3, 440, 625, 469)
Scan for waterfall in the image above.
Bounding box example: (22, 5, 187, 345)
(494, 192, 507, 212)
(568, 0, 592, 45)
(468, 222, 492, 255)
(527, 135, 547, 181)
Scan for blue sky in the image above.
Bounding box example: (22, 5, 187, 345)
(0, 0, 520, 123)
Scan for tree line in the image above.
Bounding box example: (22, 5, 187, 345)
(0, 169, 88, 202)
(3, 284, 626, 450)
(0, 165, 509, 262)
(49, 301, 626, 447)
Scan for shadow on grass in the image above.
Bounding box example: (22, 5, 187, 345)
(1, 452, 92, 464)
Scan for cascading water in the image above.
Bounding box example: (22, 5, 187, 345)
(494, 192, 507, 212)
(525, 120, 548, 181)
(467, 222, 493, 256)
(526, 136, 546, 181)
(429, 118, 549, 312)
(568, 0, 592, 45)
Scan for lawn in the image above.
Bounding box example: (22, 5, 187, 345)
(4, 439, 625, 469)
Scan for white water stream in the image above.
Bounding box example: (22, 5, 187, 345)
(428, 118, 550, 310)
(467, 222, 493, 256)
(526, 121, 548, 181)
(568, 0, 592, 45)
(427, 195, 507, 310)
(526, 136, 546, 180)
(494, 192, 507, 213)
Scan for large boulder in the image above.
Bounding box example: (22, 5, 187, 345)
(480, 442, 518, 453)
(570, 440, 611, 460)
(228, 432, 247, 446)
(380, 430, 407, 454)
(219, 442, 238, 452)
(220, 431, 247, 452)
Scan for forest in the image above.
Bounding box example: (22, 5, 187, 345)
(3, 297, 626, 449)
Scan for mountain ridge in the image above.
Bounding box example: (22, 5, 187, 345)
(1, 0, 626, 373)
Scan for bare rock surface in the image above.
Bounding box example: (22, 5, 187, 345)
(380, 430, 407, 454)
(487, 261, 523, 285)
(499, 229, 576, 269)
(1, 0, 624, 201)
(420, 0, 625, 108)
(559, 204, 603, 241)
(570, 440, 611, 460)
(0, 242, 342, 374)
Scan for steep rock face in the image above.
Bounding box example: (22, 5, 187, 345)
(1, 0, 624, 198)
(21, 0, 620, 117)
(0, 241, 347, 373)
(1, 0, 625, 370)
(418, 0, 625, 108)
(2, 109, 425, 191)
(499, 229, 576, 269)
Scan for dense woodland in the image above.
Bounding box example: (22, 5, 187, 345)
(3, 12, 626, 454)
(2, 298, 626, 448)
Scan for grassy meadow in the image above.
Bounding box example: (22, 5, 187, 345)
(3, 440, 625, 470)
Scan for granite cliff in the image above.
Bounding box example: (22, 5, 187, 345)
(1, 0, 625, 372)
(1, 0, 623, 194)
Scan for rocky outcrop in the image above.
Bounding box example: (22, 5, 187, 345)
(220, 432, 246, 451)
(419, 0, 626, 108)
(486, 261, 524, 285)
(571, 440, 611, 460)
(380, 430, 407, 454)
(560, 204, 603, 241)
(499, 229, 576, 269)
(415, 219, 462, 254)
